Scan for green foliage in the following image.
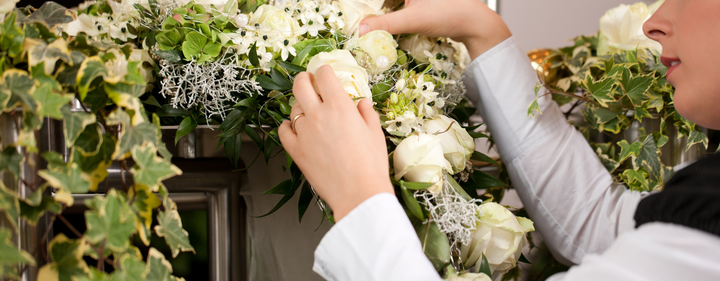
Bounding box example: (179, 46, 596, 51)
(538, 34, 708, 191)
(413, 220, 450, 271)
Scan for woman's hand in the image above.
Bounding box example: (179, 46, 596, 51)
(360, 0, 511, 59)
(278, 65, 393, 222)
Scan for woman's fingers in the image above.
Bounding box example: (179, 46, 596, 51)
(359, 5, 418, 36)
(293, 72, 322, 112)
(278, 120, 298, 156)
(357, 99, 381, 130)
(289, 101, 307, 135)
(314, 65, 355, 108)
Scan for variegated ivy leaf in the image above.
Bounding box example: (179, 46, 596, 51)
(634, 135, 663, 181)
(1, 69, 37, 113)
(0, 182, 20, 232)
(30, 63, 62, 91)
(595, 147, 619, 173)
(154, 210, 195, 258)
(76, 56, 108, 100)
(153, 114, 173, 160)
(24, 37, 72, 75)
(108, 254, 146, 281)
(0, 12, 25, 59)
(145, 248, 184, 281)
(61, 105, 97, 147)
(623, 169, 650, 192)
(620, 68, 654, 107)
(0, 229, 36, 274)
(618, 140, 642, 163)
(582, 73, 615, 107)
(71, 135, 115, 192)
(84, 189, 136, 252)
(0, 146, 23, 180)
(129, 184, 161, 246)
(131, 144, 182, 191)
(33, 83, 73, 119)
(105, 89, 146, 125)
(18, 2, 74, 29)
(20, 193, 62, 225)
(107, 109, 157, 160)
(686, 129, 709, 151)
(38, 162, 91, 195)
(36, 234, 91, 281)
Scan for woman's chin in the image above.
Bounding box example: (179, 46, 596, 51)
(674, 90, 720, 130)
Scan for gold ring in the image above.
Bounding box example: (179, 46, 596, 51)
(291, 113, 305, 134)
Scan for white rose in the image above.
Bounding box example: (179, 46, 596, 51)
(0, 0, 19, 22)
(597, 1, 662, 55)
(460, 202, 535, 275)
(338, 0, 384, 36)
(446, 273, 492, 281)
(357, 30, 398, 73)
(306, 49, 373, 102)
(250, 5, 300, 38)
(393, 133, 453, 194)
(422, 115, 475, 174)
(399, 34, 436, 63)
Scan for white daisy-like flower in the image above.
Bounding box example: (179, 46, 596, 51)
(109, 20, 137, 42)
(301, 15, 326, 37)
(385, 111, 419, 137)
(230, 29, 257, 55)
(275, 38, 297, 61)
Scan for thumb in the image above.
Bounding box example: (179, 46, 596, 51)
(359, 7, 417, 36)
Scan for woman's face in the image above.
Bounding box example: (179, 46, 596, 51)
(643, 0, 720, 129)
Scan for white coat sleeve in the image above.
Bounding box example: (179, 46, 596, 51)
(313, 193, 442, 281)
(462, 37, 643, 265)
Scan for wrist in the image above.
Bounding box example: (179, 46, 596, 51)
(332, 180, 393, 222)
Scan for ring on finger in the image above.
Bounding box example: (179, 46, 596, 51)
(291, 113, 306, 134)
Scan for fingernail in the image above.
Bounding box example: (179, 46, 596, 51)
(359, 23, 369, 35)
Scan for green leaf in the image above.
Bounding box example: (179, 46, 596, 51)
(620, 68, 654, 107)
(471, 170, 507, 189)
(297, 181, 314, 223)
(0, 146, 23, 180)
(154, 210, 195, 258)
(635, 135, 662, 181)
(76, 56, 108, 100)
(203, 42, 222, 57)
(244, 125, 263, 148)
(2, 69, 37, 112)
(145, 248, 179, 281)
(175, 117, 197, 145)
(401, 185, 424, 221)
(623, 169, 649, 192)
(249, 42, 260, 67)
(34, 84, 73, 119)
(583, 74, 615, 107)
(19, 2, 74, 28)
(413, 221, 450, 271)
(220, 133, 243, 168)
(686, 129, 708, 151)
(131, 144, 182, 189)
(153, 50, 183, 63)
(291, 39, 335, 66)
(256, 74, 291, 91)
(129, 184, 161, 246)
(182, 31, 207, 60)
(0, 229, 36, 268)
(75, 124, 103, 156)
(269, 68, 293, 90)
(618, 140, 642, 163)
(470, 151, 499, 166)
(37, 234, 90, 281)
(400, 181, 435, 190)
(113, 122, 158, 160)
(108, 255, 146, 281)
(519, 253, 531, 264)
(61, 105, 97, 147)
(276, 60, 306, 72)
(83, 189, 136, 251)
(20, 195, 62, 224)
(0, 182, 20, 232)
(447, 175, 473, 201)
(526, 99, 541, 119)
(476, 253, 492, 276)
(38, 163, 91, 194)
(257, 179, 301, 217)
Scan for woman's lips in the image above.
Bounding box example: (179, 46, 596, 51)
(660, 57, 681, 79)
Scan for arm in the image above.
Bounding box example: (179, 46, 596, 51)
(313, 194, 442, 281)
(463, 37, 642, 265)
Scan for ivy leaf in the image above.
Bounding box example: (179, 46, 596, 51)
(34, 84, 73, 119)
(110, 116, 157, 160)
(36, 234, 91, 281)
(2, 69, 37, 112)
(686, 129, 709, 151)
(635, 135, 662, 181)
(623, 169, 650, 192)
(108, 254, 146, 281)
(61, 105, 97, 147)
(595, 147, 619, 172)
(84, 189, 137, 252)
(0, 229, 36, 269)
(618, 140, 642, 163)
(131, 143, 182, 190)
(19, 2, 74, 28)
(20, 195, 62, 225)
(526, 99, 541, 119)
(413, 221, 450, 271)
(76, 56, 108, 100)
(144, 248, 182, 281)
(75, 123, 103, 156)
(38, 163, 91, 194)
(0, 182, 20, 232)
(582, 73, 615, 107)
(620, 68, 654, 107)
(175, 117, 197, 145)
(0, 146, 23, 180)
(154, 210, 195, 258)
(129, 184, 161, 246)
